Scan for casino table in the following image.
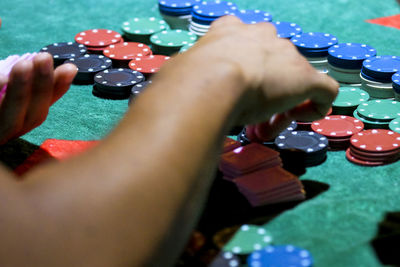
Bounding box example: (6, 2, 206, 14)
(2, 0, 400, 266)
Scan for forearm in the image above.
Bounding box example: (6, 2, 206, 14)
(2, 55, 245, 266)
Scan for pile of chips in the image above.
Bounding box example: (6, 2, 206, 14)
(346, 129, 400, 166)
(353, 99, 400, 129)
(158, 0, 199, 30)
(328, 43, 377, 85)
(332, 87, 370, 115)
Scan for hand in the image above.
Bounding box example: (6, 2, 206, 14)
(0, 53, 77, 144)
(189, 16, 338, 134)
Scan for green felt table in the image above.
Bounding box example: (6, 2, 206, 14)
(1, 0, 400, 266)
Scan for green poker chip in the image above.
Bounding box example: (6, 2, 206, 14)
(179, 42, 195, 53)
(389, 118, 400, 133)
(121, 17, 168, 36)
(150, 30, 197, 48)
(353, 109, 389, 129)
(223, 224, 273, 255)
(356, 99, 400, 122)
(333, 87, 370, 108)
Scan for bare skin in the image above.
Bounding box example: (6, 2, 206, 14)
(0, 16, 338, 267)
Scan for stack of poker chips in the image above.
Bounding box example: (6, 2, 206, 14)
(129, 55, 170, 78)
(247, 245, 314, 267)
(92, 68, 145, 100)
(346, 129, 400, 166)
(361, 56, 400, 98)
(291, 32, 338, 74)
(327, 43, 377, 86)
(332, 87, 370, 116)
(392, 72, 400, 101)
(271, 21, 302, 39)
(274, 131, 329, 167)
(40, 42, 87, 67)
(74, 29, 123, 54)
(103, 42, 152, 68)
(189, 0, 238, 37)
(128, 80, 153, 106)
(353, 99, 400, 129)
(389, 118, 400, 134)
(311, 115, 364, 150)
(0, 53, 37, 101)
(121, 17, 169, 44)
(158, 0, 200, 30)
(219, 143, 305, 206)
(64, 54, 112, 84)
(222, 225, 273, 259)
(150, 29, 197, 55)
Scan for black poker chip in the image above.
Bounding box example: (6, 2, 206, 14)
(93, 68, 145, 99)
(65, 54, 112, 84)
(40, 42, 87, 67)
(128, 80, 152, 105)
(209, 251, 240, 267)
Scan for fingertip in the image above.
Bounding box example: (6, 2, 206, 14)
(55, 63, 78, 80)
(10, 59, 33, 81)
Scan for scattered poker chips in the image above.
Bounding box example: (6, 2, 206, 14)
(291, 32, 338, 58)
(233, 9, 272, 24)
(128, 80, 153, 105)
(150, 29, 197, 55)
(92, 68, 145, 99)
(353, 99, 400, 129)
(311, 115, 364, 150)
(223, 225, 273, 255)
(274, 131, 329, 167)
(346, 129, 400, 166)
(75, 29, 122, 53)
(40, 42, 87, 66)
(389, 118, 400, 134)
(247, 245, 314, 267)
(332, 87, 370, 115)
(209, 251, 240, 267)
(271, 21, 302, 39)
(158, 0, 200, 30)
(129, 55, 170, 76)
(121, 17, 169, 44)
(103, 42, 152, 66)
(65, 54, 112, 84)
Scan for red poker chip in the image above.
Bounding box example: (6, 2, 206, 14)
(75, 29, 122, 47)
(86, 39, 124, 52)
(349, 145, 400, 157)
(349, 148, 399, 162)
(346, 148, 388, 166)
(103, 42, 152, 60)
(129, 55, 170, 74)
(312, 115, 364, 138)
(350, 129, 400, 153)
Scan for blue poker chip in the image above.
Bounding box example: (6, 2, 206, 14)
(362, 55, 400, 82)
(192, 0, 238, 18)
(233, 9, 272, 24)
(271, 21, 302, 39)
(158, 0, 200, 9)
(360, 70, 392, 84)
(248, 245, 313, 267)
(328, 43, 377, 69)
(158, 6, 193, 16)
(298, 48, 329, 58)
(291, 32, 338, 51)
(191, 12, 217, 25)
(392, 72, 400, 93)
(274, 130, 328, 154)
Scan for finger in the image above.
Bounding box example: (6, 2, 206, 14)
(51, 63, 77, 104)
(306, 73, 339, 117)
(21, 53, 54, 132)
(245, 124, 262, 143)
(0, 74, 8, 103)
(0, 60, 33, 143)
(254, 113, 293, 141)
(210, 15, 242, 30)
(286, 99, 332, 122)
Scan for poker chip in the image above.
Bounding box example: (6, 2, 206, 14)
(40, 42, 87, 66)
(103, 42, 152, 61)
(233, 9, 273, 24)
(128, 80, 153, 105)
(75, 29, 122, 47)
(248, 245, 313, 267)
(223, 225, 273, 255)
(345, 148, 389, 166)
(291, 32, 338, 58)
(150, 30, 196, 54)
(392, 72, 400, 93)
(65, 54, 112, 83)
(129, 55, 170, 75)
(159, 0, 200, 9)
(328, 43, 377, 69)
(362, 55, 400, 82)
(192, 0, 238, 18)
(360, 71, 395, 99)
(350, 129, 400, 152)
(209, 251, 240, 267)
(179, 42, 194, 53)
(122, 17, 169, 44)
(389, 118, 400, 134)
(332, 87, 369, 115)
(356, 100, 400, 122)
(271, 21, 302, 39)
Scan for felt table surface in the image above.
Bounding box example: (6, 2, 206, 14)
(1, 0, 400, 266)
